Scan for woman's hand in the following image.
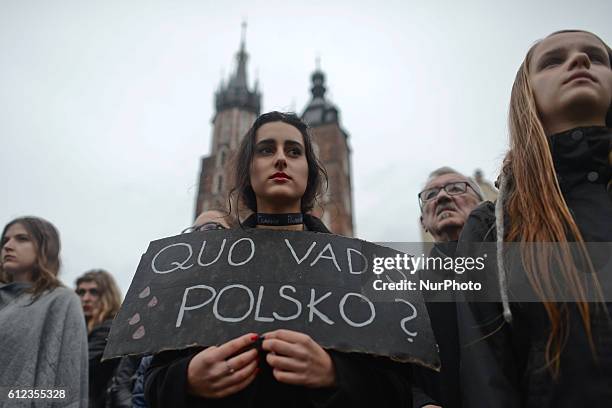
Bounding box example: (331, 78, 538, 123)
(262, 329, 336, 388)
(187, 333, 259, 398)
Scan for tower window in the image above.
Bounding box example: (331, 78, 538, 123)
(216, 175, 223, 193)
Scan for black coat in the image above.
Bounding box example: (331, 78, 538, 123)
(412, 241, 463, 408)
(105, 355, 141, 408)
(89, 319, 140, 408)
(88, 319, 121, 408)
(144, 214, 414, 408)
(457, 126, 612, 407)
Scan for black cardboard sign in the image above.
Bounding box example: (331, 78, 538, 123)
(103, 229, 439, 369)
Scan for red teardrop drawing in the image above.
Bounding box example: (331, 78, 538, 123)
(147, 296, 158, 308)
(132, 325, 146, 340)
(128, 313, 140, 325)
(139, 287, 151, 298)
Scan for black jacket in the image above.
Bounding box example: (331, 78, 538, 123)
(457, 126, 612, 407)
(89, 319, 140, 408)
(144, 214, 413, 408)
(88, 319, 121, 408)
(412, 241, 462, 408)
(105, 355, 142, 408)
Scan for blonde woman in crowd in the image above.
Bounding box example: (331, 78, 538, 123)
(75, 269, 123, 407)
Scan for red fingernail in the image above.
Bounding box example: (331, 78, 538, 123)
(251, 334, 258, 341)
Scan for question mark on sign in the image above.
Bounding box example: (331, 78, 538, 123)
(394, 298, 418, 342)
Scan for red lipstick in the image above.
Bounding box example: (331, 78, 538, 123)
(270, 172, 291, 180)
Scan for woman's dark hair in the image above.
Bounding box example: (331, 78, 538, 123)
(229, 111, 328, 214)
(1, 216, 63, 297)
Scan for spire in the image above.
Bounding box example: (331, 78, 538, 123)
(229, 21, 248, 90)
(214, 23, 261, 116)
(311, 55, 326, 98)
(240, 20, 247, 52)
(301, 58, 339, 126)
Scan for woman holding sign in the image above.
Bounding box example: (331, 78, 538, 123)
(457, 30, 612, 407)
(0, 216, 88, 406)
(145, 111, 413, 407)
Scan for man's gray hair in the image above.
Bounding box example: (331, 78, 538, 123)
(422, 166, 484, 201)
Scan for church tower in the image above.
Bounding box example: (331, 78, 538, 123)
(195, 23, 261, 217)
(302, 63, 354, 236)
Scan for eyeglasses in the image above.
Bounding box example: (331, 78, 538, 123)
(418, 181, 472, 208)
(181, 222, 227, 234)
(76, 288, 100, 297)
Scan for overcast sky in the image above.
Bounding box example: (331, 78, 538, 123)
(1, 0, 610, 295)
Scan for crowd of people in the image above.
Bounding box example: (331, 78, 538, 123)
(1, 29, 610, 407)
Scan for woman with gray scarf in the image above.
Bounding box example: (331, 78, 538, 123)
(0, 216, 88, 407)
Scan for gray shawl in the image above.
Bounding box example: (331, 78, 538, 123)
(0, 283, 88, 407)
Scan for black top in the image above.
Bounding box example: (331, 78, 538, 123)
(144, 215, 414, 408)
(412, 242, 463, 408)
(88, 319, 121, 408)
(457, 127, 612, 408)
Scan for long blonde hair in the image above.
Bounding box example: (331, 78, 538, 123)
(76, 269, 122, 333)
(501, 30, 612, 376)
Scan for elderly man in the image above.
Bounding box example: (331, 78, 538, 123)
(181, 209, 232, 233)
(419, 167, 483, 242)
(414, 167, 485, 408)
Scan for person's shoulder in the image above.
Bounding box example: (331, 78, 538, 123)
(44, 286, 84, 313)
(470, 201, 495, 220)
(460, 201, 496, 242)
(50, 285, 77, 297)
(47, 286, 80, 303)
(304, 214, 331, 233)
(91, 318, 114, 334)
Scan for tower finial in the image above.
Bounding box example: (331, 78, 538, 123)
(214, 20, 260, 116)
(240, 20, 247, 51)
(315, 54, 321, 71)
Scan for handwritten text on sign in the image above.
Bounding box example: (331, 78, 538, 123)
(103, 229, 439, 368)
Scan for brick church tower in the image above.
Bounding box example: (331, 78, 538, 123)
(195, 30, 354, 237)
(195, 24, 261, 217)
(302, 65, 354, 237)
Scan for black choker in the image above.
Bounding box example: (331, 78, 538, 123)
(256, 213, 303, 226)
